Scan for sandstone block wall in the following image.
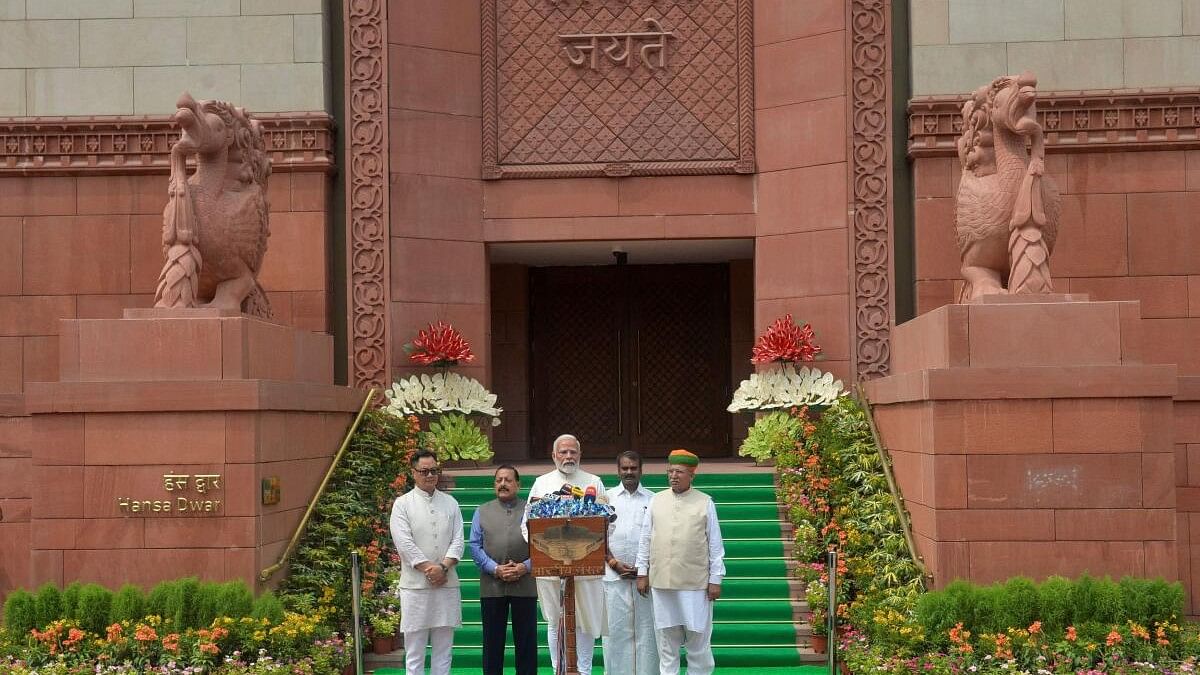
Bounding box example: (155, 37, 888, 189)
(0, 0, 328, 116)
(913, 151, 1200, 377)
(911, 0, 1200, 95)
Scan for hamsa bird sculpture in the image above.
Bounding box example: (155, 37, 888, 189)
(153, 93, 273, 317)
(954, 72, 1061, 301)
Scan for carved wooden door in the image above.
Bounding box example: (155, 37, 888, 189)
(530, 264, 730, 459)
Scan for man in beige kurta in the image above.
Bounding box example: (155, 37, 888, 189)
(636, 449, 725, 675)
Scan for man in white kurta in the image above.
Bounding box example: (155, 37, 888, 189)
(390, 449, 465, 675)
(603, 450, 659, 675)
(523, 434, 607, 675)
(636, 449, 725, 675)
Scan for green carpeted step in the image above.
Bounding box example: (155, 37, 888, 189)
(420, 645, 808, 670)
(454, 597, 797, 624)
(449, 620, 798, 648)
(455, 556, 787, 581)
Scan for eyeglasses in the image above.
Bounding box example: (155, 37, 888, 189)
(415, 468, 442, 476)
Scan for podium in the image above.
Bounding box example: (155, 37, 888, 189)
(528, 516, 608, 675)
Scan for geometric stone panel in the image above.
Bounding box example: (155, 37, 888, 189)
(483, 0, 754, 178)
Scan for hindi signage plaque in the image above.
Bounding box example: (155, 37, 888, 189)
(482, 0, 754, 179)
(528, 516, 608, 577)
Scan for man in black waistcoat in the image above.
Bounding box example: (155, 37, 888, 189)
(468, 464, 537, 675)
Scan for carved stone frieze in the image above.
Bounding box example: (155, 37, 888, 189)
(0, 113, 332, 175)
(345, 0, 390, 391)
(909, 88, 1200, 157)
(482, 0, 755, 179)
(850, 0, 893, 379)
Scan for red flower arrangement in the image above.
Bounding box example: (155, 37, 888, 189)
(750, 314, 821, 364)
(405, 321, 476, 366)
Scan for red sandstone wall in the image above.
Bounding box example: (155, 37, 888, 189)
(913, 150, 1200, 375)
(0, 172, 332, 400)
(387, 0, 488, 388)
(753, 0, 852, 383)
(0, 171, 330, 598)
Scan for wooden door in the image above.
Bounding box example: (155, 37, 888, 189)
(530, 264, 730, 459)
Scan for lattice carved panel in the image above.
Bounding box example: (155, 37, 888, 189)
(483, 0, 754, 178)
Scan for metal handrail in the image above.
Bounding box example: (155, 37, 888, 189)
(259, 388, 378, 581)
(855, 382, 932, 588)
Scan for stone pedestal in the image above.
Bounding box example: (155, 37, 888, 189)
(866, 296, 1178, 587)
(24, 310, 363, 591)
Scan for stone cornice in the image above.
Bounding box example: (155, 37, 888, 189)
(908, 88, 1200, 158)
(0, 112, 334, 175)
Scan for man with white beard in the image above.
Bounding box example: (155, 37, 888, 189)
(524, 434, 608, 675)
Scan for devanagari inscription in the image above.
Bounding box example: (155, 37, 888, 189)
(559, 18, 676, 70)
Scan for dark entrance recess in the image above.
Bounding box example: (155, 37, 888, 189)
(530, 264, 731, 459)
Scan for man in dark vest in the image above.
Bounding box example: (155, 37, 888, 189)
(468, 464, 537, 675)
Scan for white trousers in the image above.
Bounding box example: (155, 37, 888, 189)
(538, 577, 604, 675)
(654, 621, 714, 675)
(403, 626, 453, 675)
(603, 580, 659, 675)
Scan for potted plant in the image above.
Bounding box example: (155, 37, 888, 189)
(369, 604, 399, 654)
(806, 579, 829, 654)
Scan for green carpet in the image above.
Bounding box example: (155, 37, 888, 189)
(373, 668, 828, 675)
(385, 471, 808, 673)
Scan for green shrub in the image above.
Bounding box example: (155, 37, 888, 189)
(996, 577, 1039, 630)
(174, 577, 201, 629)
(252, 591, 286, 624)
(1037, 576, 1073, 634)
(739, 410, 802, 464)
(33, 583, 64, 628)
(914, 583, 959, 645)
(218, 581, 255, 618)
(193, 580, 223, 627)
(60, 582, 83, 621)
(3, 589, 38, 634)
(109, 584, 145, 625)
(1092, 577, 1124, 624)
(145, 579, 175, 618)
(76, 584, 113, 634)
(1070, 574, 1099, 625)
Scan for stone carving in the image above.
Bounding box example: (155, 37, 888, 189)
(345, 0, 391, 391)
(908, 88, 1200, 157)
(954, 73, 1062, 301)
(0, 113, 331, 175)
(154, 93, 273, 317)
(850, 0, 893, 379)
(482, 0, 755, 179)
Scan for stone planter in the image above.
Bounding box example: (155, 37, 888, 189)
(371, 635, 394, 654)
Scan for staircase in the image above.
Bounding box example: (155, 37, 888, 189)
(371, 469, 818, 673)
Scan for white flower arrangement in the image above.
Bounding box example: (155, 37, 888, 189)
(727, 363, 845, 413)
(383, 371, 503, 425)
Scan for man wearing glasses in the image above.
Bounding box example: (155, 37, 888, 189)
(390, 449, 465, 675)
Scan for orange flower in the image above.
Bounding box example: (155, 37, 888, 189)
(1065, 626, 1077, 642)
(1028, 621, 1042, 635)
(134, 624, 158, 642)
(200, 642, 220, 655)
(162, 633, 180, 652)
(106, 624, 123, 642)
(63, 628, 85, 648)
(1106, 630, 1122, 647)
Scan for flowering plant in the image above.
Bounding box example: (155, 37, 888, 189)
(750, 313, 821, 364)
(404, 321, 475, 366)
(728, 364, 844, 413)
(384, 372, 502, 421)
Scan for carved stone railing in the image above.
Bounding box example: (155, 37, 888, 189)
(0, 112, 333, 175)
(909, 87, 1200, 158)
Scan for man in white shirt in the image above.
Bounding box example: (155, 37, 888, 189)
(636, 449, 725, 675)
(389, 449, 465, 675)
(525, 434, 608, 675)
(603, 450, 658, 675)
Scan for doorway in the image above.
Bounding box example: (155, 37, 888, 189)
(529, 264, 731, 459)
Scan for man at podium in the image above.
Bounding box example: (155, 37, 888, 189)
(524, 434, 608, 675)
